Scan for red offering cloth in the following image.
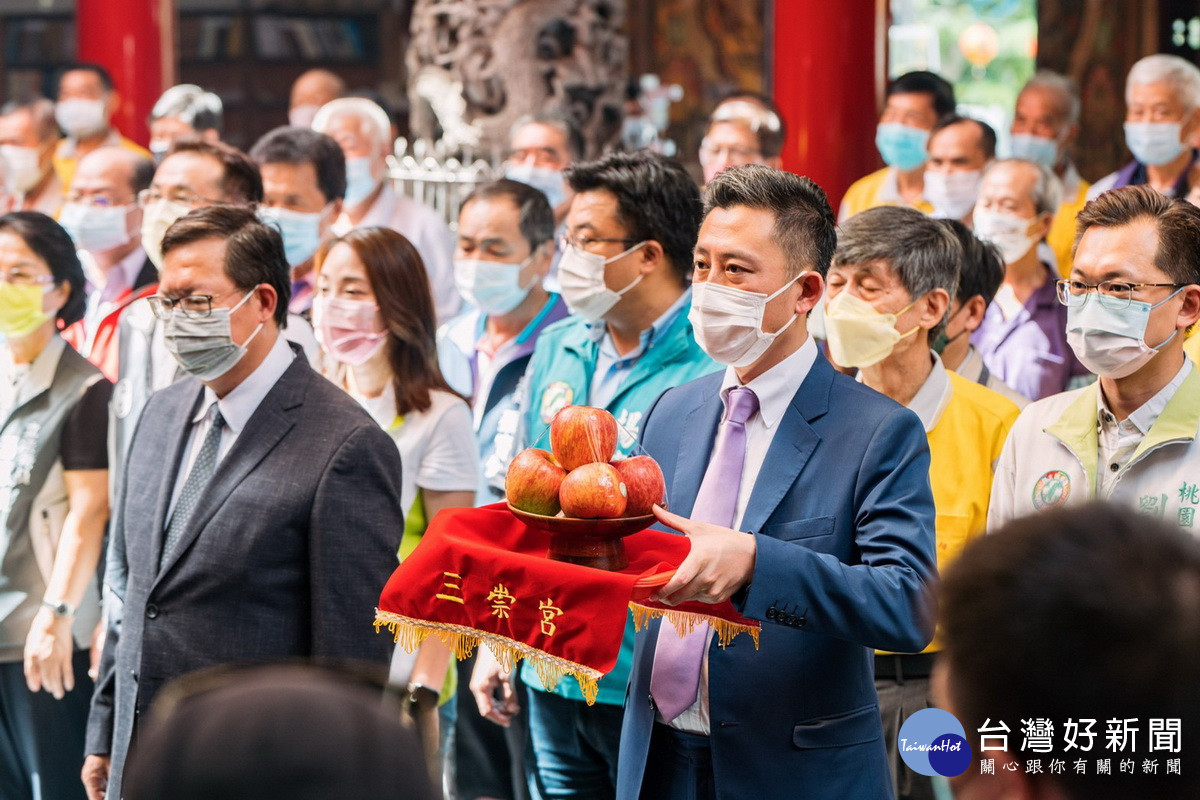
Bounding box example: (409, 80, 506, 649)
(374, 503, 760, 704)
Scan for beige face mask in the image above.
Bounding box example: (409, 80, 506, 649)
(823, 290, 918, 369)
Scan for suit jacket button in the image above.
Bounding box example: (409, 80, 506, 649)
(797, 616, 807, 628)
(766, 606, 777, 620)
(648, 694, 656, 709)
(146, 604, 159, 619)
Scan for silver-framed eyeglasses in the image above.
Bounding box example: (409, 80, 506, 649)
(148, 289, 244, 320)
(1055, 279, 1187, 310)
(557, 232, 639, 253)
(0, 269, 55, 286)
(137, 188, 225, 209)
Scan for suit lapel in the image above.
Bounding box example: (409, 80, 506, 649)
(155, 359, 308, 580)
(739, 356, 833, 534)
(669, 379, 723, 519)
(150, 384, 206, 569)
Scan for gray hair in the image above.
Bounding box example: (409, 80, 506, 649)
(311, 97, 393, 150)
(834, 206, 961, 339)
(1127, 54, 1200, 112)
(151, 84, 223, 134)
(1021, 69, 1081, 126)
(704, 164, 836, 279)
(509, 112, 584, 160)
(983, 158, 1062, 217)
(0, 97, 59, 143)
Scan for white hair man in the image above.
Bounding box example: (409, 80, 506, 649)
(312, 97, 460, 322)
(1088, 54, 1200, 202)
(1010, 70, 1090, 276)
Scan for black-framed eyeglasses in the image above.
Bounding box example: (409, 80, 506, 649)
(1055, 279, 1187, 310)
(147, 289, 243, 320)
(557, 232, 639, 252)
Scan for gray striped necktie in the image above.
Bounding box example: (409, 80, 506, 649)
(161, 406, 224, 568)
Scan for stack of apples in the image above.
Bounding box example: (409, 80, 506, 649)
(506, 406, 666, 519)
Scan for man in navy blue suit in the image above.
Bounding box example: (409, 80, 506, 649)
(616, 164, 938, 800)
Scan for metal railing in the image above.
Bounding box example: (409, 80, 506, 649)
(387, 137, 503, 231)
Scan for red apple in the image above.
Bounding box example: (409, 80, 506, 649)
(550, 405, 618, 470)
(612, 456, 665, 516)
(506, 448, 567, 516)
(559, 462, 628, 519)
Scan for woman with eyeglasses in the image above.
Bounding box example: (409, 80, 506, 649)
(311, 225, 478, 780)
(0, 212, 111, 800)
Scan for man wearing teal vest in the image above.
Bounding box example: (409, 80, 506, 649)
(469, 150, 717, 799)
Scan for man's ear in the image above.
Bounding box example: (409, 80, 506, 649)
(637, 239, 665, 275)
(964, 294, 988, 332)
(920, 288, 951, 331)
(793, 271, 824, 316)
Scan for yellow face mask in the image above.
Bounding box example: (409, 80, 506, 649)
(0, 282, 53, 339)
(823, 290, 918, 369)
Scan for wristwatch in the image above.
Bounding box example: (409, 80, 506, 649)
(406, 682, 439, 712)
(41, 599, 76, 618)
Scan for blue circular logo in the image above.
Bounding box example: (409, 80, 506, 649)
(898, 708, 972, 777)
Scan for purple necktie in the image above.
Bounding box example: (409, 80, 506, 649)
(650, 385, 759, 723)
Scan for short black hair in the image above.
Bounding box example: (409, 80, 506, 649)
(931, 114, 997, 160)
(249, 126, 346, 202)
(706, 164, 837, 278)
(886, 71, 956, 118)
(160, 205, 290, 326)
(0, 212, 87, 327)
(57, 63, 114, 94)
(129, 153, 155, 196)
(565, 151, 701, 282)
(461, 179, 555, 253)
(942, 502, 1200, 800)
(1076, 184, 1200, 285)
(165, 140, 263, 204)
(938, 218, 1004, 305)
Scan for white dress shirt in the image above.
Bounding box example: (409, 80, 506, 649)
(331, 183, 460, 323)
(168, 333, 295, 517)
(668, 335, 819, 735)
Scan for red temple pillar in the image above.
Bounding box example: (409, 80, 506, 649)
(773, 0, 887, 210)
(76, 0, 174, 147)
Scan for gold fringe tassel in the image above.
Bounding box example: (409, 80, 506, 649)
(374, 609, 603, 705)
(629, 603, 760, 650)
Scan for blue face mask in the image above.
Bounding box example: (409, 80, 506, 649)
(875, 123, 930, 172)
(505, 163, 566, 209)
(343, 157, 379, 206)
(1010, 133, 1060, 169)
(258, 206, 326, 268)
(1124, 122, 1187, 167)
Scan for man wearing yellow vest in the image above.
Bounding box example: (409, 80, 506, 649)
(823, 205, 1019, 800)
(53, 64, 151, 192)
(1010, 71, 1090, 277)
(839, 72, 955, 223)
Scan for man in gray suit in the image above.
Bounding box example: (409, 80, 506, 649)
(81, 205, 404, 799)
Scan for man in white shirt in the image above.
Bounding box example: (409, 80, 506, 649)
(312, 98, 460, 323)
(991, 185, 1200, 528)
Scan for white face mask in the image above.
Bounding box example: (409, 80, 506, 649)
(1066, 289, 1183, 378)
(688, 275, 803, 368)
(925, 170, 983, 220)
(972, 208, 1041, 264)
(557, 242, 647, 323)
(454, 254, 535, 316)
(823, 290, 918, 369)
(58, 202, 135, 253)
(55, 98, 108, 139)
(288, 104, 320, 129)
(0, 145, 46, 193)
(141, 198, 194, 270)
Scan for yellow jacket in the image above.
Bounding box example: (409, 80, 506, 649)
(881, 368, 1019, 655)
(839, 166, 933, 223)
(1047, 168, 1090, 278)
